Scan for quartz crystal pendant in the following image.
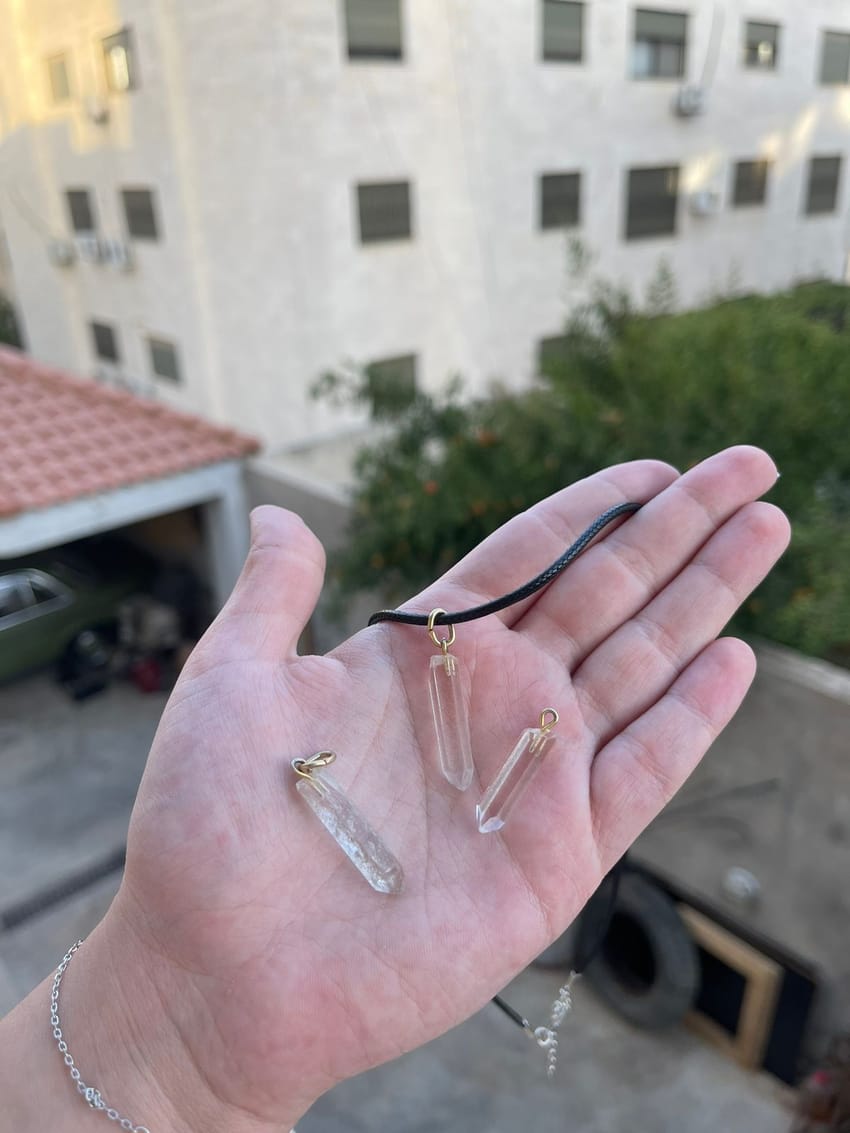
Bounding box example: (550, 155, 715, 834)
(477, 711, 560, 833)
(295, 761, 403, 894)
(428, 652, 474, 791)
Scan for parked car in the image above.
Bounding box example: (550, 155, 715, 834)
(0, 538, 153, 687)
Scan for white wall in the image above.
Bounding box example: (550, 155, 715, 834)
(0, 0, 217, 417)
(3, 0, 850, 452)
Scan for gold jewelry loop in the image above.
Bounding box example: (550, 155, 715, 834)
(292, 750, 337, 778)
(539, 708, 559, 734)
(427, 607, 456, 653)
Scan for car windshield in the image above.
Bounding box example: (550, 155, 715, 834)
(0, 580, 28, 619)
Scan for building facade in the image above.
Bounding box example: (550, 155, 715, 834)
(2, 0, 850, 453)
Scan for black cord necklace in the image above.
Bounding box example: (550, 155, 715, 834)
(369, 501, 642, 1071)
(368, 501, 642, 629)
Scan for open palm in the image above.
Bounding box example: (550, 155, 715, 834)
(107, 446, 787, 1130)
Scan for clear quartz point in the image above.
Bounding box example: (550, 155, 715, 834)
(296, 771, 404, 894)
(428, 653, 474, 790)
(476, 727, 558, 833)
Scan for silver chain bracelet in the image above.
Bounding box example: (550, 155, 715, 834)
(51, 940, 152, 1133)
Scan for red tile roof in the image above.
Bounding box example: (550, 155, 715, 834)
(0, 347, 260, 518)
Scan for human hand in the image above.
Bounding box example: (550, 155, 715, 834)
(62, 446, 788, 1131)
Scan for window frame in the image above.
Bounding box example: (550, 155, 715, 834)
(731, 159, 771, 207)
(624, 165, 680, 240)
(356, 180, 413, 244)
(537, 334, 570, 375)
(0, 570, 71, 630)
(344, 0, 404, 61)
(28, 569, 70, 606)
(121, 188, 160, 241)
(148, 336, 182, 383)
(742, 20, 780, 71)
(819, 29, 850, 85)
(539, 171, 582, 230)
(541, 0, 585, 64)
(804, 155, 842, 216)
(631, 8, 688, 80)
(47, 52, 72, 103)
(24, 570, 72, 620)
(0, 577, 30, 624)
(364, 353, 417, 418)
(90, 320, 120, 363)
(102, 27, 138, 92)
(65, 189, 96, 234)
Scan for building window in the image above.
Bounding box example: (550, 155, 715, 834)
(103, 28, 137, 92)
(820, 31, 850, 85)
(344, 0, 403, 60)
(539, 172, 581, 229)
(148, 337, 181, 383)
(632, 9, 687, 79)
(357, 181, 412, 243)
(90, 321, 119, 363)
(121, 188, 159, 240)
(537, 334, 569, 374)
(47, 54, 71, 103)
(541, 1, 584, 63)
(732, 160, 770, 207)
(0, 582, 28, 623)
(364, 353, 416, 418)
(66, 189, 96, 233)
(805, 156, 842, 215)
(743, 21, 779, 70)
(625, 165, 679, 239)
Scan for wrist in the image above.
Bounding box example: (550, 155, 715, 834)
(66, 911, 302, 1132)
(0, 908, 304, 1133)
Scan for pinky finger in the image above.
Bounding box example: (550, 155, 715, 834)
(588, 637, 757, 874)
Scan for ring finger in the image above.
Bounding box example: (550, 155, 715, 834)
(571, 500, 790, 748)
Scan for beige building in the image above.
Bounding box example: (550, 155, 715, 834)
(2, 0, 850, 456)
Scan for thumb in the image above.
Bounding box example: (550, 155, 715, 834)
(207, 505, 326, 661)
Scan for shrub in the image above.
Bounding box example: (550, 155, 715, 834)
(318, 281, 850, 664)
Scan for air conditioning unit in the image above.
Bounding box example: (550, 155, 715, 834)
(101, 239, 134, 273)
(47, 239, 76, 268)
(76, 235, 105, 264)
(673, 85, 707, 118)
(114, 370, 155, 398)
(689, 189, 721, 217)
(94, 365, 118, 387)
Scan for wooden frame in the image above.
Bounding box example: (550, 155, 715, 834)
(679, 904, 783, 1070)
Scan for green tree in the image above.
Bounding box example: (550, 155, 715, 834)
(318, 280, 850, 664)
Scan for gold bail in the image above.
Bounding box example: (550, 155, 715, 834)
(539, 708, 559, 734)
(292, 750, 337, 779)
(427, 607, 456, 654)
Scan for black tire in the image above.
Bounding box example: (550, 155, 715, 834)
(533, 922, 579, 969)
(57, 629, 113, 699)
(579, 872, 699, 1030)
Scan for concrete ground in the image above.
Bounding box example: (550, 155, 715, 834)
(301, 966, 790, 1133)
(0, 673, 792, 1130)
(0, 675, 165, 917)
(0, 870, 789, 1132)
(635, 644, 850, 1052)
